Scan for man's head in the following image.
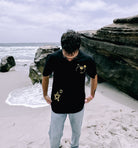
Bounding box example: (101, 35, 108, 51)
(61, 30, 81, 55)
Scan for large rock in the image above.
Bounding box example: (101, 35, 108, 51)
(0, 56, 16, 72)
(113, 15, 138, 24)
(29, 46, 60, 84)
(80, 15, 138, 99)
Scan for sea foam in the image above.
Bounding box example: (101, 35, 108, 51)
(6, 84, 51, 108)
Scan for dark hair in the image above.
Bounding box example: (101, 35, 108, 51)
(61, 30, 81, 54)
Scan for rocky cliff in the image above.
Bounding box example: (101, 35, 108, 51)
(80, 15, 138, 99)
(29, 46, 60, 84)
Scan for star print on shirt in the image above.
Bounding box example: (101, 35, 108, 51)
(54, 89, 63, 102)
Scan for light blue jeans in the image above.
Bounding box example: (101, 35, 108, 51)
(49, 108, 84, 148)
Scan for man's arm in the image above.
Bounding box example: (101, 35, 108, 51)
(90, 74, 98, 97)
(85, 74, 98, 103)
(42, 76, 52, 104)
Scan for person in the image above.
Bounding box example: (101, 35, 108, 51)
(42, 30, 97, 148)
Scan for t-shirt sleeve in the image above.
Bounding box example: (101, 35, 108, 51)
(86, 57, 97, 78)
(43, 54, 54, 76)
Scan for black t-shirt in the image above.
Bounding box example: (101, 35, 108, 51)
(43, 50, 97, 113)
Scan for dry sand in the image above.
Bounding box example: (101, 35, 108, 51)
(0, 70, 138, 148)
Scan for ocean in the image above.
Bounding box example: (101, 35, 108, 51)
(0, 42, 60, 108)
(0, 42, 60, 71)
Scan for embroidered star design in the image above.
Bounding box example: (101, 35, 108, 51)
(54, 92, 61, 102)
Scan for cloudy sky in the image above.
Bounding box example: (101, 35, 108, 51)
(0, 0, 138, 43)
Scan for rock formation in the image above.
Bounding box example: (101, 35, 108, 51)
(29, 46, 60, 84)
(0, 56, 16, 72)
(80, 15, 138, 99)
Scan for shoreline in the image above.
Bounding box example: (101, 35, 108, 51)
(1, 69, 137, 111)
(0, 70, 138, 148)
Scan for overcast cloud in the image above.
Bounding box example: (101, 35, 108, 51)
(0, 0, 138, 43)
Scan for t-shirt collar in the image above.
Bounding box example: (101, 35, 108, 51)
(61, 49, 81, 62)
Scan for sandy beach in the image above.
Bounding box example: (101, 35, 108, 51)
(0, 70, 138, 148)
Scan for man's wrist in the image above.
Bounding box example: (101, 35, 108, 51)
(91, 89, 96, 97)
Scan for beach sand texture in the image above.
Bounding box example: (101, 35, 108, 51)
(0, 71, 138, 148)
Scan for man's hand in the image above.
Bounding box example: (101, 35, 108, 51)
(85, 95, 93, 103)
(44, 95, 52, 104)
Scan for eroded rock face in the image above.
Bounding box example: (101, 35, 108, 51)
(113, 15, 138, 24)
(0, 56, 16, 72)
(80, 15, 138, 99)
(29, 46, 60, 84)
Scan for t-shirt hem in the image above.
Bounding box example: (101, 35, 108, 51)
(51, 106, 84, 114)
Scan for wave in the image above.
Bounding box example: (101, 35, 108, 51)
(6, 84, 51, 108)
(0, 42, 60, 47)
